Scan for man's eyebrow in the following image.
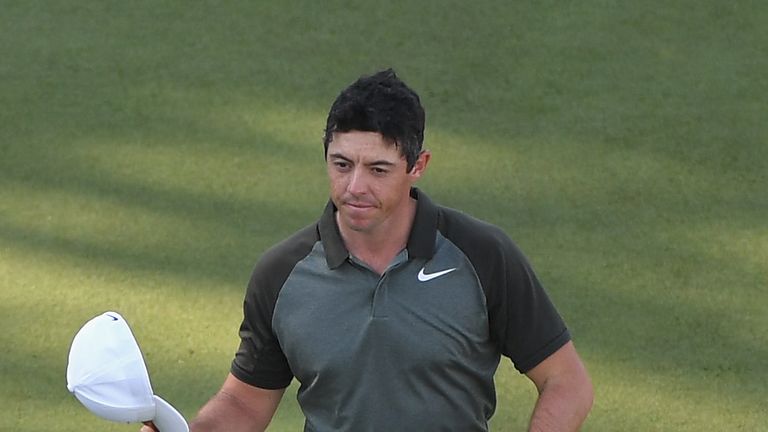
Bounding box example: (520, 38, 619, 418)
(328, 153, 352, 163)
(328, 153, 397, 167)
(367, 160, 397, 167)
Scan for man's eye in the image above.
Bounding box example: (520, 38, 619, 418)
(372, 167, 388, 175)
(334, 161, 350, 169)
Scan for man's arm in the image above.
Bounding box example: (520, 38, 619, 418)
(525, 341, 594, 432)
(141, 373, 285, 432)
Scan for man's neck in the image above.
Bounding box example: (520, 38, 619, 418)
(337, 198, 417, 274)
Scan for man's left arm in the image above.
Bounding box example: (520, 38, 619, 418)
(525, 341, 594, 432)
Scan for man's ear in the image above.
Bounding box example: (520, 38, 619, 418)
(408, 150, 431, 179)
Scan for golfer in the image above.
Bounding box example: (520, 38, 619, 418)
(144, 69, 593, 431)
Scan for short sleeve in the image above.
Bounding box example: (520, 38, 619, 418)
(230, 225, 319, 388)
(437, 208, 570, 373)
(484, 238, 570, 372)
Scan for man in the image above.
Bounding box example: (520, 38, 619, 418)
(144, 69, 593, 431)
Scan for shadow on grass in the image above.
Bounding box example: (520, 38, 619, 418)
(2, 109, 765, 422)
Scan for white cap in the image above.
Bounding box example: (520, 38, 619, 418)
(66, 311, 189, 432)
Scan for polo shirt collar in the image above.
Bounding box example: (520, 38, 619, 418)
(406, 188, 438, 260)
(318, 200, 347, 269)
(318, 187, 438, 269)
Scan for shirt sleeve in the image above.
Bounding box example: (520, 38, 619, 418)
(484, 236, 570, 373)
(230, 224, 319, 389)
(438, 208, 570, 373)
(230, 258, 294, 389)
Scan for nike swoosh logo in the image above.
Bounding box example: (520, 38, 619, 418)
(418, 267, 457, 282)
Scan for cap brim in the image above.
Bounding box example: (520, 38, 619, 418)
(152, 395, 189, 432)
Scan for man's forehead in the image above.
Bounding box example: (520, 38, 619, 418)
(328, 131, 405, 160)
(331, 130, 391, 144)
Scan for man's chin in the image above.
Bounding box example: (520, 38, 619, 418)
(339, 214, 373, 233)
(344, 220, 371, 232)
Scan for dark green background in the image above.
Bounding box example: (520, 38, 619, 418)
(1, 1, 765, 430)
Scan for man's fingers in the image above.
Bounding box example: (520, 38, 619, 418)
(141, 421, 159, 432)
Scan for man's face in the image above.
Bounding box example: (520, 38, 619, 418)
(326, 131, 428, 235)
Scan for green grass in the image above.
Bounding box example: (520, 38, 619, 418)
(1, 1, 766, 431)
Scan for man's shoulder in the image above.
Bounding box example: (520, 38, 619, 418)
(433, 203, 534, 273)
(252, 223, 320, 278)
(436, 204, 512, 248)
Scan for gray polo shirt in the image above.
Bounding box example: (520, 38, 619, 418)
(232, 188, 570, 431)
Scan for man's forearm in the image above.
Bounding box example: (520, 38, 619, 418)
(190, 382, 285, 432)
(528, 375, 594, 432)
(189, 390, 265, 432)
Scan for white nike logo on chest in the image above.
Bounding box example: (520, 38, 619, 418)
(417, 266, 458, 282)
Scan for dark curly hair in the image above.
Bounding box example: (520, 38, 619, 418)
(323, 69, 425, 172)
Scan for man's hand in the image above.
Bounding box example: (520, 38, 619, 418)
(140, 421, 158, 432)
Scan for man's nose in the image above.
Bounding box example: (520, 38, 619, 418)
(347, 168, 368, 195)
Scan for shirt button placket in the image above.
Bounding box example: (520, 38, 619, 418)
(372, 273, 389, 319)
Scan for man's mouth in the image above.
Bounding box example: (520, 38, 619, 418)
(345, 202, 375, 209)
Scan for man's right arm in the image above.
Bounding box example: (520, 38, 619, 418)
(142, 373, 285, 432)
(190, 373, 285, 432)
